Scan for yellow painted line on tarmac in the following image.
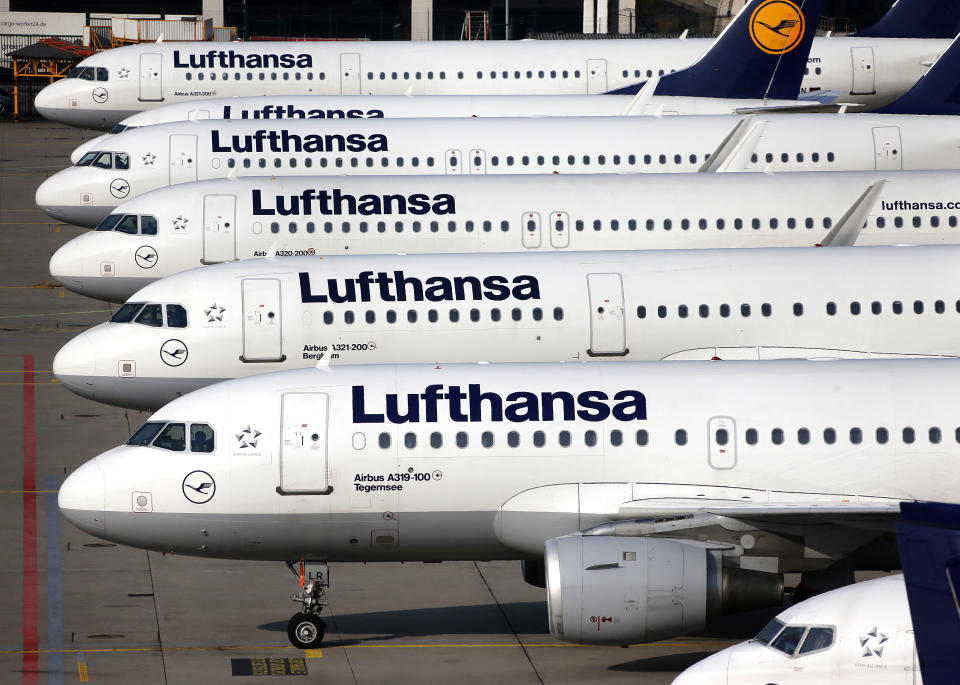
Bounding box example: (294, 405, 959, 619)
(77, 661, 89, 682)
(0, 640, 734, 656)
(304, 649, 323, 659)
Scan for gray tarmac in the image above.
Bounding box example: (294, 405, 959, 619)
(0, 118, 784, 684)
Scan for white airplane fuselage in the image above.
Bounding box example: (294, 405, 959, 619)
(34, 38, 948, 130)
(674, 575, 919, 684)
(47, 170, 960, 303)
(57, 358, 960, 567)
(35, 113, 960, 228)
(52, 246, 960, 411)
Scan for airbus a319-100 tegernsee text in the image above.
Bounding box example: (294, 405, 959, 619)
(46, 169, 960, 302)
(57, 358, 960, 649)
(52, 245, 960, 411)
(32, 0, 951, 130)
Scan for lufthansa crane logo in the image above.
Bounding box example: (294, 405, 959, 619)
(182, 470, 215, 504)
(749, 0, 805, 55)
(160, 339, 188, 367)
(135, 246, 158, 269)
(92, 87, 109, 103)
(109, 178, 130, 199)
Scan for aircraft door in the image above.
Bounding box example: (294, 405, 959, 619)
(169, 134, 198, 185)
(550, 212, 569, 248)
(872, 126, 902, 170)
(202, 194, 237, 264)
(587, 59, 608, 94)
(469, 149, 486, 174)
(340, 53, 361, 95)
(586, 273, 627, 356)
(445, 149, 462, 174)
(279, 392, 331, 494)
(708, 416, 737, 469)
(138, 53, 163, 102)
(522, 212, 542, 248)
(851, 47, 875, 95)
(241, 278, 285, 362)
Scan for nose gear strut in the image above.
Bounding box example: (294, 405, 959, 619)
(285, 560, 329, 649)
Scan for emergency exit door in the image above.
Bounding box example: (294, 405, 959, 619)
(279, 392, 331, 494)
(872, 126, 902, 170)
(138, 53, 163, 102)
(587, 59, 608, 94)
(202, 194, 237, 264)
(708, 416, 737, 469)
(586, 273, 627, 356)
(851, 47, 875, 95)
(340, 53, 361, 95)
(169, 134, 198, 185)
(241, 278, 285, 362)
(469, 149, 486, 174)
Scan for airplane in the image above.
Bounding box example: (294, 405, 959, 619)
(46, 169, 960, 303)
(57, 357, 960, 648)
(37, 28, 960, 229)
(672, 499, 960, 684)
(71, 0, 836, 159)
(32, 3, 950, 131)
(855, 0, 960, 39)
(52, 244, 960, 411)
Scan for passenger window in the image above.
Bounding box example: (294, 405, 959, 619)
(115, 214, 139, 234)
(533, 431, 545, 447)
(481, 432, 494, 448)
(930, 427, 942, 443)
(559, 431, 571, 447)
(797, 428, 809, 444)
(746, 428, 758, 445)
(610, 429, 622, 446)
(850, 427, 863, 444)
(876, 427, 888, 444)
(166, 305, 187, 328)
(190, 423, 214, 452)
(772, 428, 784, 445)
(126, 421, 165, 446)
(636, 430, 649, 446)
(153, 423, 186, 451)
(404, 433, 416, 449)
(824, 428, 836, 444)
(675, 429, 687, 446)
(903, 427, 915, 443)
(115, 153, 130, 170)
(379, 432, 391, 448)
(456, 432, 469, 448)
(141, 216, 158, 235)
(134, 304, 163, 327)
(430, 432, 442, 448)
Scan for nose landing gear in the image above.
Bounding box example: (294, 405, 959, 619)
(285, 561, 329, 649)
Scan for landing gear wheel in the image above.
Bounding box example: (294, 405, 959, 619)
(288, 612, 325, 649)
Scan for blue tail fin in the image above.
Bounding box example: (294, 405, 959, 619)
(855, 0, 960, 39)
(608, 0, 823, 98)
(875, 33, 960, 113)
(896, 501, 960, 685)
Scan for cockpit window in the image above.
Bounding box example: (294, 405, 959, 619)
(134, 303, 164, 327)
(798, 627, 835, 655)
(127, 421, 165, 446)
(91, 152, 114, 169)
(770, 625, 807, 656)
(68, 66, 108, 81)
(190, 423, 215, 452)
(141, 216, 158, 235)
(109, 124, 128, 134)
(166, 304, 187, 328)
(115, 153, 130, 170)
(96, 214, 123, 231)
(115, 214, 139, 234)
(754, 619, 785, 645)
(110, 302, 144, 323)
(96, 67, 109, 81)
(77, 152, 98, 167)
(153, 423, 186, 451)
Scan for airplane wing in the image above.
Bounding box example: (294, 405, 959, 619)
(735, 102, 865, 114)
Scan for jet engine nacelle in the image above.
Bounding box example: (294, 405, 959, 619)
(544, 534, 782, 645)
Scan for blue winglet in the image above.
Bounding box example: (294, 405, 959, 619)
(607, 0, 823, 99)
(875, 33, 960, 113)
(855, 0, 960, 39)
(895, 501, 960, 685)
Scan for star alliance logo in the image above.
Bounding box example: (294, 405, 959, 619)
(859, 627, 888, 657)
(118, 67, 130, 79)
(141, 152, 156, 166)
(236, 426, 261, 448)
(172, 216, 189, 232)
(204, 303, 226, 322)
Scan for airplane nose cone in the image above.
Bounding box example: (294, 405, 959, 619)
(53, 333, 97, 401)
(49, 242, 83, 295)
(33, 84, 58, 121)
(58, 458, 106, 538)
(670, 648, 730, 684)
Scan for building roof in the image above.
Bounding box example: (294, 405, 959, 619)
(7, 38, 95, 60)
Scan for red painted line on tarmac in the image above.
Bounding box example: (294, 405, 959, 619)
(22, 354, 38, 685)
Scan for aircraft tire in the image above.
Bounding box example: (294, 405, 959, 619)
(287, 612, 325, 649)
